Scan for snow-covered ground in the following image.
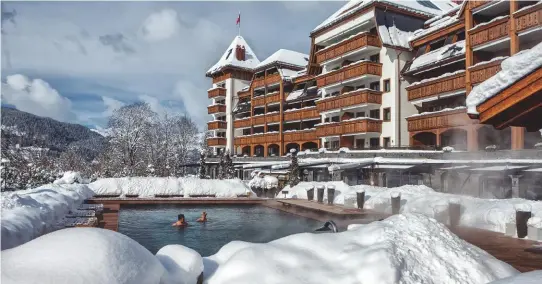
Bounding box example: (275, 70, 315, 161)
(2, 215, 519, 284)
(89, 177, 254, 198)
(279, 182, 542, 235)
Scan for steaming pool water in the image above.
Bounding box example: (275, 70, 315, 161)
(118, 205, 322, 256)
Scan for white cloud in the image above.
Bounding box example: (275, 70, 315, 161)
(137, 94, 175, 117)
(173, 80, 208, 129)
(140, 9, 180, 42)
(101, 95, 125, 116)
(2, 74, 76, 122)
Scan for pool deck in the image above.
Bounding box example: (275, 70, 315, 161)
(84, 197, 542, 272)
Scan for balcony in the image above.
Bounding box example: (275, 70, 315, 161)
(208, 88, 226, 99)
(238, 90, 251, 99)
(234, 136, 251, 145)
(253, 96, 266, 107)
(253, 115, 265, 125)
(315, 33, 381, 64)
(316, 89, 382, 112)
(468, 0, 490, 11)
(207, 137, 226, 146)
(284, 130, 317, 143)
(407, 108, 475, 132)
(470, 16, 509, 49)
(207, 121, 227, 130)
(514, 3, 542, 33)
(284, 107, 319, 121)
(469, 58, 504, 85)
(252, 133, 280, 144)
(266, 92, 281, 104)
(207, 104, 226, 114)
(316, 119, 382, 137)
(234, 118, 251, 128)
(316, 61, 382, 88)
(265, 73, 281, 86)
(406, 72, 466, 102)
(266, 113, 280, 124)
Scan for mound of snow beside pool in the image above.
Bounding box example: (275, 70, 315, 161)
(89, 177, 254, 198)
(1, 184, 94, 250)
(1, 228, 165, 284)
(156, 245, 203, 284)
(203, 214, 518, 284)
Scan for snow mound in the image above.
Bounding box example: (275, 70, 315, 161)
(204, 214, 517, 284)
(488, 270, 542, 284)
(157, 245, 204, 284)
(89, 177, 253, 198)
(280, 181, 355, 204)
(248, 172, 278, 191)
(1, 184, 95, 250)
(1, 228, 165, 284)
(53, 171, 89, 185)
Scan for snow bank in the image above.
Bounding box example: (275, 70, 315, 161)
(489, 270, 542, 284)
(248, 172, 278, 191)
(1, 184, 94, 250)
(204, 214, 517, 284)
(1, 228, 165, 284)
(157, 245, 204, 284)
(53, 171, 89, 185)
(89, 177, 253, 198)
(280, 181, 355, 204)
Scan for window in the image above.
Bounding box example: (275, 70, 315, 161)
(370, 138, 380, 148)
(225, 49, 233, 60)
(415, 44, 427, 58)
(444, 34, 455, 46)
(383, 137, 391, 148)
(356, 139, 365, 149)
(370, 82, 380, 91)
(331, 140, 340, 149)
(383, 79, 391, 92)
(456, 31, 465, 41)
(370, 54, 380, 63)
(429, 38, 445, 51)
(370, 109, 380, 119)
(356, 84, 366, 90)
(331, 116, 340, 122)
(356, 111, 366, 118)
(383, 108, 391, 121)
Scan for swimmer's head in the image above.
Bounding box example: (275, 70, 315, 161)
(178, 214, 185, 221)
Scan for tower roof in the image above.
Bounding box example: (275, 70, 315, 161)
(206, 36, 260, 76)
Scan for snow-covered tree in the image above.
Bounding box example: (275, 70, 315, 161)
(198, 149, 207, 179)
(288, 148, 300, 187)
(224, 150, 235, 179)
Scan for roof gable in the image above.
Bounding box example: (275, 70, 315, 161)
(206, 36, 260, 76)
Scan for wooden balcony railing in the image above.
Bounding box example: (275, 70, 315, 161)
(514, 3, 542, 33)
(406, 72, 466, 101)
(316, 89, 382, 111)
(316, 119, 382, 137)
(208, 88, 226, 99)
(207, 121, 226, 130)
(407, 108, 474, 132)
(252, 77, 265, 89)
(234, 118, 251, 128)
(470, 16, 509, 48)
(266, 113, 280, 123)
(315, 33, 381, 64)
(253, 115, 266, 125)
(284, 130, 317, 143)
(234, 136, 251, 145)
(469, 59, 504, 85)
(253, 96, 266, 106)
(252, 133, 280, 144)
(316, 61, 382, 88)
(265, 73, 281, 85)
(469, 0, 490, 11)
(266, 92, 281, 104)
(284, 107, 319, 121)
(207, 137, 226, 146)
(238, 90, 251, 99)
(207, 104, 226, 114)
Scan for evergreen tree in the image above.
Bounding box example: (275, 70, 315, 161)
(224, 150, 235, 179)
(217, 152, 225, 180)
(198, 150, 207, 179)
(288, 148, 300, 187)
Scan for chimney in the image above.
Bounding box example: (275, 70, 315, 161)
(236, 45, 246, 61)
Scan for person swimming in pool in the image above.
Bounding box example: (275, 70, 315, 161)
(196, 211, 207, 223)
(172, 214, 188, 227)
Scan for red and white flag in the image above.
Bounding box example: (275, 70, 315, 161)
(236, 12, 241, 26)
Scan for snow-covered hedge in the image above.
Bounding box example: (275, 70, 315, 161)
(1, 184, 94, 250)
(89, 177, 254, 198)
(53, 171, 90, 185)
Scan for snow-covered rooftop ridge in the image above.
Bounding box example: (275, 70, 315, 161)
(407, 106, 466, 118)
(256, 49, 308, 70)
(408, 40, 465, 72)
(468, 56, 508, 69)
(206, 36, 260, 75)
(410, 15, 460, 42)
(409, 70, 465, 87)
(312, 0, 456, 34)
(467, 42, 542, 114)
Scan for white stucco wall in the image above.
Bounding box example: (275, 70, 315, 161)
(227, 78, 251, 153)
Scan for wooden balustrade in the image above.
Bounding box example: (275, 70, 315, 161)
(238, 90, 251, 99)
(470, 16, 509, 48)
(208, 88, 226, 99)
(266, 113, 280, 123)
(234, 136, 251, 145)
(207, 104, 226, 114)
(469, 0, 490, 11)
(514, 3, 542, 33)
(207, 137, 226, 146)
(407, 72, 466, 101)
(234, 118, 251, 128)
(207, 121, 227, 130)
(283, 107, 319, 121)
(253, 96, 266, 106)
(406, 109, 474, 132)
(316, 119, 382, 137)
(469, 59, 504, 85)
(253, 115, 265, 125)
(315, 33, 381, 64)
(266, 92, 281, 104)
(316, 62, 382, 88)
(251, 133, 280, 144)
(252, 77, 265, 89)
(284, 130, 317, 143)
(316, 89, 382, 111)
(265, 73, 281, 85)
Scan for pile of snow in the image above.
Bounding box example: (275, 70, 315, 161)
(256, 49, 308, 70)
(204, 213, 517, 284)
(89, 177, 253, 198)
(2, 228, 166, 284)
(1, 184, 94, 250)
(156, 245, 204, 284)
(248, 172, 278, 191)
(279, 182, 542, 234)
(409, 40, 465, 71)
(53, 171, 89, 185)
(467, 41, 542, 114)
(489, 270, 542, 284)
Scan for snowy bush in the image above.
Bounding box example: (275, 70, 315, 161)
(248, 172, 278, 198)
(442, 146, 454, 152)
(53, 171, 89, 185)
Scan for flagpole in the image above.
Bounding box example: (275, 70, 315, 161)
(238, 11, 241, 36)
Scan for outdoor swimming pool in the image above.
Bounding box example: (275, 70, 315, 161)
(118, 205, 322, 256)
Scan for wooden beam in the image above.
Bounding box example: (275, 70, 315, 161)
(411, 22, 464, 48)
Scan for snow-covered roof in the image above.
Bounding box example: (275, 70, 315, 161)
(256, 49, 308, 70)
(312, 0, 456, 34)
(206, 36, 260, 76)
(410, 15, 460, 42)
(466, 41, 542, 114)
(407, 40, 465, 72)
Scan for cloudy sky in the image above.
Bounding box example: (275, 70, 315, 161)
(1, 1, 344, 130)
